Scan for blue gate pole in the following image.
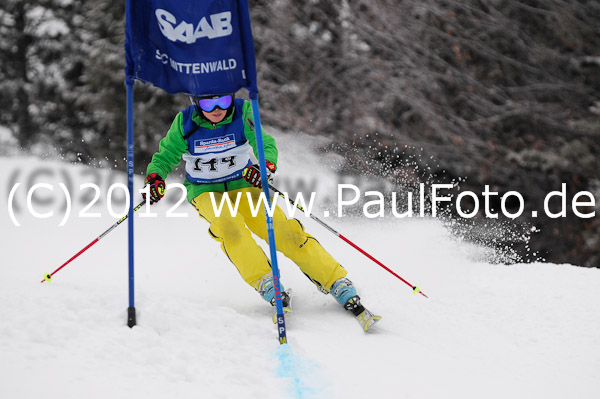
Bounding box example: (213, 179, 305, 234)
(250, 95, 287, 345)
(126, 80, 136, 328)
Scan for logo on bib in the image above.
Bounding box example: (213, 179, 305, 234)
(194, 134, 236, 153)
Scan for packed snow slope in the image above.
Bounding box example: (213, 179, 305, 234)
(1, 133, 599, 399)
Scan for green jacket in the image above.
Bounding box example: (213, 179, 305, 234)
(146, 99, 278, 202)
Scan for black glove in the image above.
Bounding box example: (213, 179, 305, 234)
(143, 173, 165, 204)
(242, 161, 276, 189)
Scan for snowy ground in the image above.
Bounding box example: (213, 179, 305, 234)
(1, 134, 599, 399)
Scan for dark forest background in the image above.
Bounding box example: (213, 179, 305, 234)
(0, 0, 598, 266)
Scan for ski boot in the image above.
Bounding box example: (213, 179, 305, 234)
(331, 277, 381, 332)
(257, 274, 293, 323)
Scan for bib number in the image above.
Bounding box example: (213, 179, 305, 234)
(193, 155, 237, 173)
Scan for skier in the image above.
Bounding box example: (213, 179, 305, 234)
(143, 93, 381, 331)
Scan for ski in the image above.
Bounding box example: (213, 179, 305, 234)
(355, 308, 382, 332)
(270, 290, 381, 331)
(344, 296, 382, 332)
(272, 289, 293, 324)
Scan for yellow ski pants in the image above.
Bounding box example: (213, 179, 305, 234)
(191, 187, 347, 292)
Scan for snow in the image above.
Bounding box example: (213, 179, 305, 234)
(0, 126, 20, 156)
(27, 6, 70, 38)
(1, 134, 599, 399)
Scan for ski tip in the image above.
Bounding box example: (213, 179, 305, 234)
(356, 308, 382, 332)
(363, 315, 382, 332)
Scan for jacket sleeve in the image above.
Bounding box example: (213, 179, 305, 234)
(146, 112, 189, 178)
(242, 100, 279, 167)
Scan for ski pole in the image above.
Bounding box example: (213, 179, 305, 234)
(41, 199, 146, 283)
(268, 183, 428, 298)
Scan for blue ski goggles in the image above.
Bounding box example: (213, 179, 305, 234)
(193, 94, 233, 113)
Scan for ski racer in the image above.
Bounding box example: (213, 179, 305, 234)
(143, 93, 380, 331)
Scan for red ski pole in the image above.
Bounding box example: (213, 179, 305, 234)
(268, 183, 428, 298)
(41, 200, 146, 283)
